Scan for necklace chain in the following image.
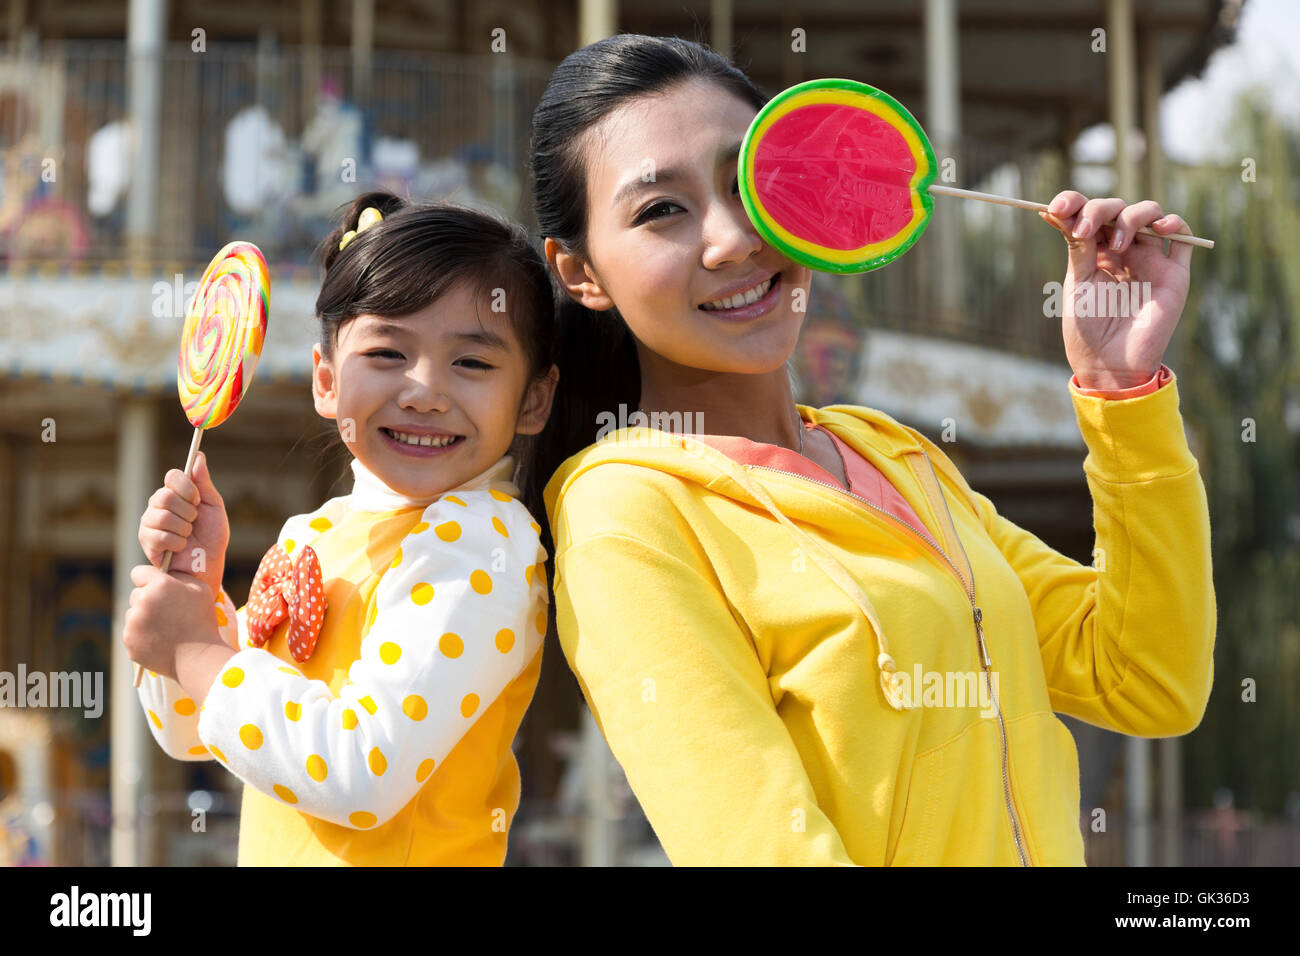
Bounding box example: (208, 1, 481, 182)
(637, 406, 806, 456)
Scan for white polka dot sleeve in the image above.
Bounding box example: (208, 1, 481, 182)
(194, 491, 549, 829)
(135, 587, 243, 761)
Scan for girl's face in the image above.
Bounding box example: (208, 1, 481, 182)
(311, 281, 557, 499)
(550, 79, 813, 376)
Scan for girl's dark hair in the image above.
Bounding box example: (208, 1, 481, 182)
(314, 191, 557, 516)
(528, 34, 767, 541)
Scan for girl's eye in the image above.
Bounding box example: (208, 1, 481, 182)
(456, 358, 493, 371)
(366, 349, 403, 359)
(634, 200, 682, 225)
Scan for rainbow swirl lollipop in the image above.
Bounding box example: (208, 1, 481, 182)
(136, 240, 269, 687)
(178, 241, 269, 428)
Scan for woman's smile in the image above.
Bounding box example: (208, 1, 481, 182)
(698, 271, 782, 321)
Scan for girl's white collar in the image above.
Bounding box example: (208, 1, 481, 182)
(348, 455, 520, 512)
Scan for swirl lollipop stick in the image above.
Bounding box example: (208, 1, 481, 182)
(738, 78, 1212, 276)
(135, 241, 269, 687)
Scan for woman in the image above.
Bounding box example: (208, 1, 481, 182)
(523, 34, 1214, 866)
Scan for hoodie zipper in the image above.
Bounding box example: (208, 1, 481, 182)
(749, 448, 1030, 866)
(914, 449, 1030, 868)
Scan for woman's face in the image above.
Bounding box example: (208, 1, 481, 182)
(562, 79, 813, 376)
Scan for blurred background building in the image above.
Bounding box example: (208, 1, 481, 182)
(2, 0, 1297, 866)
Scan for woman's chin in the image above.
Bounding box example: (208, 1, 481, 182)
(647, 325, 800, 377)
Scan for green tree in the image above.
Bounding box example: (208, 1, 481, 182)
(1174, 89, 1300, 813)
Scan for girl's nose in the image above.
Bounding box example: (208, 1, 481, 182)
(701, 199, 763, 269)
(399, 365, 451, 412)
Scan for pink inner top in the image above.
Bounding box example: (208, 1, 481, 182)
(689, 422, 929, 534)
(683, 365, 1172, 534)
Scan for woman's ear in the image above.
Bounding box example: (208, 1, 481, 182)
(544, 237, 614, 311)
(516, 364, 560, 436)
(312, 343, 338, 420)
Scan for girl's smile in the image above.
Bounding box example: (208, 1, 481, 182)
(378, 426, 465, 455)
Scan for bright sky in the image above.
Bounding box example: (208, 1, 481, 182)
(1075, 0, 1300, 165)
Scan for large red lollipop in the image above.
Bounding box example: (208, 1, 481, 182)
(738, 78, 1213, 276)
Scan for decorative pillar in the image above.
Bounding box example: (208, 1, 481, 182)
(924, 0, 964, 332)
(1108, 0, 1151, 869)
(110, 398, 158, 866)
(125, 0, 166, 264)
(579, 0, 615, 46)
(711, 0, 732, 57)
(350, 0, 374, 106)
(575, 0, 618, 867)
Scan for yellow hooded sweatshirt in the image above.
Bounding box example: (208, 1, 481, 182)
(543, 373, 1215, 865)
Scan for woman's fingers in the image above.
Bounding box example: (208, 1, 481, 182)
(1072, 196, 1128, 241)
(1110, 200, 1164, 253)
(1148, 212, 1194, 269)
(1047, 190, 1087, 218)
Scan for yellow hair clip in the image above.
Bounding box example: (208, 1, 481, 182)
(338, 206, 384, 251)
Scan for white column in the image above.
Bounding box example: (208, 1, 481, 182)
(1140, 24, 1181, 868)
(579, 705, 616, 866)
(1108, 0, 1138, 198)
(579, 0, 616, 46)
(710, 0, 733, 57)
(351, 0, 374, 105)
(110, 399, 157, 867)
(923, 0, 963, 330)
(1140, 28, 1166, 204)
(1108, 0, 1150, 869)
(301, 0, 322, 121)
(575, 0, 618, 867)
(125, 0, 167, 260)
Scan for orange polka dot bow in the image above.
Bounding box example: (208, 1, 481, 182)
(246, 543, 327, 662)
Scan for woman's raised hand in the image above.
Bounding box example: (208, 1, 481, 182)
(1039, 190, 1193, 390)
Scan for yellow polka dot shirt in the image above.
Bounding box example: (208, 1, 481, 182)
(136, 455, 549, 865)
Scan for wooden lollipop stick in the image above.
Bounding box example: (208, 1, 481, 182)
(134, 426, 204, 688)
(927, 184, 1214, 249)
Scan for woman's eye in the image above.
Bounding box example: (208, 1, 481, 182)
(635, 200, 682, 224)
(456, 358, 493, 371)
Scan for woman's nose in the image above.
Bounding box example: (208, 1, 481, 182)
(701, 198, 763, 269)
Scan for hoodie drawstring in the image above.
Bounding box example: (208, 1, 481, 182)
(710, 457, 912, 712)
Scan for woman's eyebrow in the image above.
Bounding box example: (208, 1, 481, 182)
(611, 142, 743, 208)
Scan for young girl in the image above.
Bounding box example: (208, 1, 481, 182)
(527, 35, 1215, 866)
(123, 192, 559, 866)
